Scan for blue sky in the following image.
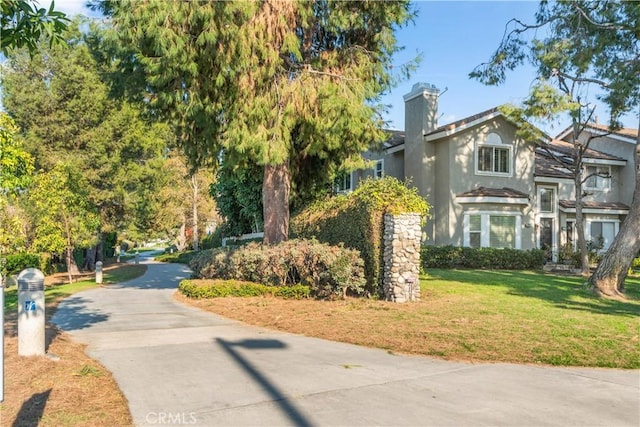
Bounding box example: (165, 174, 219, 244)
(43, 1, 639, 135)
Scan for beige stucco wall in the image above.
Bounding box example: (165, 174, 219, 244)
(567, 131, 636, 205)
(428, 117, 537, 249)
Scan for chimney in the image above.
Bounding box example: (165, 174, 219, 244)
(402, 82, 440, 243)
(403, 82, 440, 135)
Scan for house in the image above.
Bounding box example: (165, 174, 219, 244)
(350, 82, 638, 259)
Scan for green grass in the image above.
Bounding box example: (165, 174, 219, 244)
(422, 269, 640, 368)
(3, 264, 147, 312)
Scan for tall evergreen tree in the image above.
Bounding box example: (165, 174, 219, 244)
(471, 0, 639, 296)
(1, 19, 173, 255)
(98, 0, 416, 244)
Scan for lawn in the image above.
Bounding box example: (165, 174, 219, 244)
(178, 269, 640, 369)
(1, 262, 145, 426)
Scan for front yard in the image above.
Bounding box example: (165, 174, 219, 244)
(178, 269, 640, 369)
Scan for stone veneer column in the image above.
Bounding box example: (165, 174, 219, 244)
(383, 213, 422, 302)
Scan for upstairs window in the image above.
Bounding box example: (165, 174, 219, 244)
(585, 165, 611, 190)
(374, 159, 384, 179)
(335, 172, 352, 193)
(539, 188, 554, 213)
(476, 132, 511, 176)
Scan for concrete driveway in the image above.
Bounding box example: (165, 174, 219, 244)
(52, 258, 640, 426)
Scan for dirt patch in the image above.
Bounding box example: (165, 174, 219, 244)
(1, 331, 132, 427)
(2, 263, 134, 427)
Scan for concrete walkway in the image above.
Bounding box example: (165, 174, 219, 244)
(52, 257, 640, 426)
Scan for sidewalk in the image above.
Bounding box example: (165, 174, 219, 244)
(52, 259, 640, 426)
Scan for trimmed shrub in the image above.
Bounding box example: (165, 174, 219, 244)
(291, 177, 430, 296)
(179, 279, 311, 299)
(421, 246, 545, 270)
(155, 250, 198, 265)
(188, 239, 366, 298)
(3, 253, 41, 275)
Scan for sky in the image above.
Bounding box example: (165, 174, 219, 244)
(32, 1, 640, 136)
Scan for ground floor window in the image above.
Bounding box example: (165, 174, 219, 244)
(588, 221, 617, 252)
(464, 212, 521, 249)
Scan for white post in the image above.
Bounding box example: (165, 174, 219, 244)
(134, 251, 140, 265)
(17, 268, 45, 356)
(95, 261, 103, 284)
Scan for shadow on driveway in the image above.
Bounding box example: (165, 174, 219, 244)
(52, 296, 109, 332)
(216, 338, 314, 427)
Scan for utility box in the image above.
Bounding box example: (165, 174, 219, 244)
(17, 268, 45, 356)
(95, 261, 103, 284)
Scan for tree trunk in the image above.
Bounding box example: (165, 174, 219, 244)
(96, 237, 104, 263)
(83, 246, 97, 271)
(65, 247, 79, 284)
(176, 214, 187, 251)
(575, 170, 590, 275)
(262, 163, 291, 245)
(192, 175, 199, 251)
(589, 115, 640, 296)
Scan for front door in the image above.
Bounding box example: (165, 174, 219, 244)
(540, 218, 554, 260)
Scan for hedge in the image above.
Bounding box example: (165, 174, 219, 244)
(421, 246, 546, 270)
(179, 279, 311, 299)
(188, 239, 366, 298)
(291, 177, 429, 296)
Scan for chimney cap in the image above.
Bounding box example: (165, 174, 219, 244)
(404, 82, 440, 102)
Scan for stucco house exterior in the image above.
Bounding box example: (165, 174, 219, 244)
(349, 82, 638, 260)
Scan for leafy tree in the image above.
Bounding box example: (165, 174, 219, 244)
(212, 160, 264, 237)
(28, 163, 100, 283)
(1, 19, 173, 256)
(1, 0, 69, 56)
(0, 112, 33, 194)
(471, 0, 639, 295)
(97, 0, 416, 244)
(152, 152, 217, 251)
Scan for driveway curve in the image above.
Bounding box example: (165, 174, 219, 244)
(52, 258, 640, 426)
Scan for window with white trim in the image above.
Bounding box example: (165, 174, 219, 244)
(489, 216, 516, 248)
(335, 172, 352, 193)
(589, 221, 616, 251)
(585, 165, 611, 190)
(539, 187, 554, 213)
(476, 132, 511, 176)
(464, 213, 521, 249)
(374, 159, 384, 179)
(469, 215, 481, 248)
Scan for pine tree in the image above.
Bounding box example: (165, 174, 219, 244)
(99, 0, 415, 244)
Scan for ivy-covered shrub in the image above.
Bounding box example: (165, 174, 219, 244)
(421, 246, 545, 270)
(188, 239, 366, 298)
(179, 279, 310, 299)
(291, 177, 429, 296)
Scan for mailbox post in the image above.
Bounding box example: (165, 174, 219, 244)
(17, 268, 45, 356)
(95, 261, 103, 284)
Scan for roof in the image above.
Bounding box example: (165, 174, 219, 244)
(457, 187, 529, 199)
(586, 123, 638, 139)
(382, 129, 405, 150)
(427, 107, 500, 136)
(540, 139, 626, 162)
(535, 150, 573, 179)
(556, 122, 639, 142)
(559, 200, 630, 211)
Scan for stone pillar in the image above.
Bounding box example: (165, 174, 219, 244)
(383, 213, 422, 302)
